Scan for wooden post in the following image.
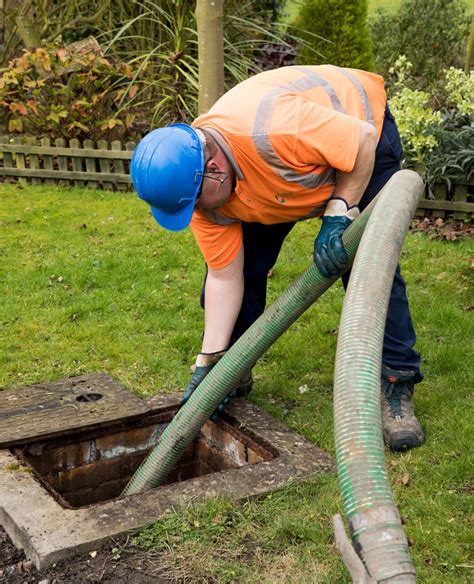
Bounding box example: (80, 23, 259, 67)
(126, 141, 136, 191)
(452, 183, 468, 222)
(196, 0, 224, 115)
(97, 139, 113, 190)
(55, 138, 68, 186)
(83, 139, 98, 189)
(41, 137, 54, 185)
(0, 136, 13, 182)
(26, 136, 40, 185)
(12, 136, 27, 187)
(69, 138, 85, 188)
(432, 183, 447, 219)
(111, 140, 126, 191)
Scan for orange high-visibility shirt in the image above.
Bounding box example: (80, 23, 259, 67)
(191, 65, 387, 269)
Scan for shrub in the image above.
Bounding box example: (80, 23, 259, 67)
(389, 86, 442, 166)
(423, 109, 473, 190)
(291, 0, 373, 70)
(370, 0, 470, 91)
(0, 45, 142, 141)
(388, 59, 474, 190)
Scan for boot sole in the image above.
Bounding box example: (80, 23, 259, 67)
(385, 430, 425, 451)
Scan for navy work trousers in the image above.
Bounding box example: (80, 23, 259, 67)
(200, 107, 422, 381)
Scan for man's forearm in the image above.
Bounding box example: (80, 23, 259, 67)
(201, 248, 244, 353)
(333, 121, 377, 207)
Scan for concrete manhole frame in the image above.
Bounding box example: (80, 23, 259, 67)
(0, 392, 334, 569)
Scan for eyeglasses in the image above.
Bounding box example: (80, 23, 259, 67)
(195, 170, 228, 199)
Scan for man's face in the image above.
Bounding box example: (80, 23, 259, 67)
(194, 150, 234, 211)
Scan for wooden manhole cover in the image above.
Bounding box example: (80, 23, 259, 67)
(0, 374, 149, 447)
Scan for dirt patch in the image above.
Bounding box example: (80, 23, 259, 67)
(0, 527, 201, 584)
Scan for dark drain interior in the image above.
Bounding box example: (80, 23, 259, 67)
(13, 409, 276, 509)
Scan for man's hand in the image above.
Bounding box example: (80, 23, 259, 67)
(182, 350, 253, 419)
(182, 350, 226, 404)
(314, 198, 360, 277)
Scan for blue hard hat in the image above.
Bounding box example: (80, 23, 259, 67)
(131, 123, 205, 232)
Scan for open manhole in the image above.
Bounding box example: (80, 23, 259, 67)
(13, 408, 276, 509)
(0, 374, 334, 568)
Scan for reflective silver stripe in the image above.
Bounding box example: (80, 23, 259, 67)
(293, 66, 346, 113)
(203, 127, 244, 180)
(203, 210, 240, 226)
(252, 69, 345, 189)
(328, 65, 374, 126)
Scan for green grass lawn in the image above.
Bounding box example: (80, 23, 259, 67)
(1, 184, 472, 582)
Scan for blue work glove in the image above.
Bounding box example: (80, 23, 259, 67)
(314, 198, 360, 277)
(182, 350, 226, 405)
(182, 350, 235, 420)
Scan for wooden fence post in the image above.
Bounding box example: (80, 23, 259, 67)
(26, 136, 41, 185)
(12, 136, 27, 187)
(55, 138, 68, 187)
(97, 139, 113, 190)
(83, 139, 98, 190)
(69, 138, 85, 188)
(41, 138, 55, 185)
(0, 137, 13, 181)
(112, 140, 126, 191)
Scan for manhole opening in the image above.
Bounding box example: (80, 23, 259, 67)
(12, 408, 277, 510)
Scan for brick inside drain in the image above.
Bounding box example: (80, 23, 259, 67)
(12, 409, 277, 509)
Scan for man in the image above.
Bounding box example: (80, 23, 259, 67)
(131, 65, 424, 451)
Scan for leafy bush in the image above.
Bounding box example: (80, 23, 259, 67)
(370, 0, 470, 91)
(388, 59, 474, 191)
(390, 86, 442, 166)
(423, 110, 473, 190)
(291, 0, 373, 70)
(0, 45, 142, 140)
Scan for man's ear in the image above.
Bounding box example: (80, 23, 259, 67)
(206, 158, 220, 172)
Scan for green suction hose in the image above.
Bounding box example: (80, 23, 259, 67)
(333, 169, 424, 583)
(122, 183, 380, 496)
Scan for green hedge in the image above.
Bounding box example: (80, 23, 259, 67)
(291, 0, 374, 69)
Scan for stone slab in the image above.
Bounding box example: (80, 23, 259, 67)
(0, 393, 334, 569)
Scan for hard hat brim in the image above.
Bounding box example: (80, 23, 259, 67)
(150, 198, 196, 232)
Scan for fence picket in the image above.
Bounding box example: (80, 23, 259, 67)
(83, 139, 98, 189)
(97, 140, 113, 190)
(453, 183, 468, 222)
(0, 137, 13, 181)
(69, 138, 85, 188)
(55, 138, 68, 186)
(26, 137, 41, 185)
(41, 138, 55, 185)
(432, 183, 447, 219)
(111, 141, 126, 191)
(12, 137, 27, 187)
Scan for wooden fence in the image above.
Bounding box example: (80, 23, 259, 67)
(415, 182, 474, 221)
(0, 136, 136, 191)
(0, 136, 472, 219)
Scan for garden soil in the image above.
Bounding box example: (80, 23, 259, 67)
(0, 527, 198, 584)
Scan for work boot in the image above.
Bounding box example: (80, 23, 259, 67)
(381, 365, 425, 451)
(234, 370, 254, 398)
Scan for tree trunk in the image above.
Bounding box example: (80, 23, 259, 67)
(195, 0, 224, 115)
